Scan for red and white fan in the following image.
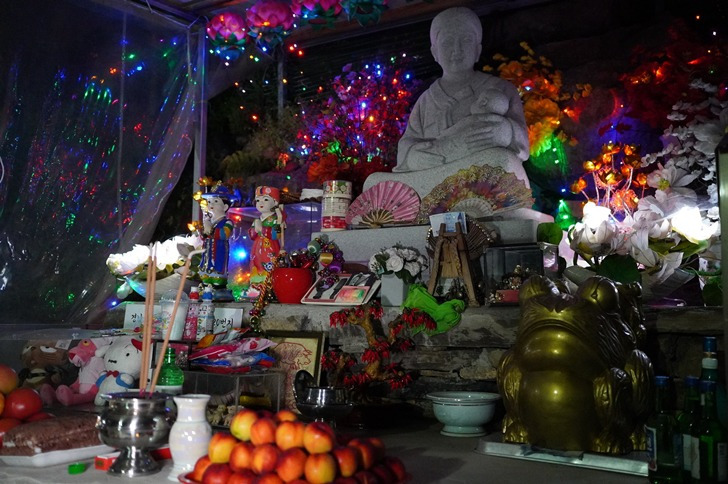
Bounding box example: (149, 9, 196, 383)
(346, 181, 420, 228)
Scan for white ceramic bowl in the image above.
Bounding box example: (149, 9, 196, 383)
(426, 391, 501, 437)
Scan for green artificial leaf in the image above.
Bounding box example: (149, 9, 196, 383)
(702, 279, 722, 306)
(596, 254, 641, 284)
(537, 222, 563, 245)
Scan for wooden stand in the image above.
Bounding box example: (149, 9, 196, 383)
(427, 222, 480, 307)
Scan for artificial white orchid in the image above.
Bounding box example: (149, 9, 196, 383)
(106, 234, 203, 277)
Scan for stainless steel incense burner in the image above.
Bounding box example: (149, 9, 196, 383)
(96, 392, 175, 477)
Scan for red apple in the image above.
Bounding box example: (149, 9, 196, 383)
(230, 409, 259, 442)
(275, 447, 307, 482)
(304, 452, 337, 484)
(251, 443, 280, 475)
(274, 409, 298, 422)
(347, 439, 376, 470)
(208, 432, 238, 464)
(229, 441, 255, 472)
(334, 478, 359, 484)
(258, 410, 275, 419)
(275, 420, 306, 451)
(228, 469, 257, 484)
(383, 456, 406, 481)
(366, 437, 386, 463)
(201, 462, 233, 484)
(256, 473, 285, 484)
(371, 464, 396, 484)
(353, 470, 380, 484)
(251, 417, 278, 446)
(303, 422, 336, 454)
(332, 446, 361, 477)
(0, 365, 19, 395)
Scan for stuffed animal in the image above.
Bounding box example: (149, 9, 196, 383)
(49, 337, 112, 406)
(94, 336, 144, 406)
(18, 340, 77, 397)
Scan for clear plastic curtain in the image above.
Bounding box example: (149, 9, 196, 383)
(0, 0, 199, 325)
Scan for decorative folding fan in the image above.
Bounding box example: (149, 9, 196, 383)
(416, 165, 533, 222)
(346, 181, 420, 228)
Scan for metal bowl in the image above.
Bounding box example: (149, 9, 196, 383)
(300, 386, 349, 406)
(96, 392, 174, 477)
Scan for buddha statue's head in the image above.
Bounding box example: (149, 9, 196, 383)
(430, 7, 483, 76)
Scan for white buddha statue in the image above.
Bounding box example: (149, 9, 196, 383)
(363, 7, 531, 198)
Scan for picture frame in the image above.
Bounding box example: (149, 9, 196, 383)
(301, 272, 380, 306)
(266, 330, 327, 411)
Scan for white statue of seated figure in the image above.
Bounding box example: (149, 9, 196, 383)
(364, 7, 531, 199)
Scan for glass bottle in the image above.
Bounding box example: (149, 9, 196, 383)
(157, 347, 184, 395)
(646, 375, 683, 483)
(700, 337, 727, 429)
(691, 380, 727, 483)
(677, 376, 700, 481)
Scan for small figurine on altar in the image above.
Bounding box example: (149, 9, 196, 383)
(248, 186, 286, 287)
(198, 183, 240, 294)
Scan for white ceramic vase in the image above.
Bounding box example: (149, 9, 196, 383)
(380, 273, 409, 307)
(168, 394, 212, 481)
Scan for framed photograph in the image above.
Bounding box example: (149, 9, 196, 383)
(266, 330, 326, 411)
(301, 272, 380, 306)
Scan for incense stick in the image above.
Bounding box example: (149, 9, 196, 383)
(148, 258, 192, 393)
(138, 253, 153, 393)
(139, 247, 157, 394)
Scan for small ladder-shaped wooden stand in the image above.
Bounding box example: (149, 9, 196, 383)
(427, 222, 480, 307)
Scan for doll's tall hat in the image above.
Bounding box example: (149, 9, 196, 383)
(201, 182, 241, 206)
(255, 185, 280, 202)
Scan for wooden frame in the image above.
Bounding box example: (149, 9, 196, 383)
(265, 330, 326, 411)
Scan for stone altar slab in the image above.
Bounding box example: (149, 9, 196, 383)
(314, 217, 543, 264)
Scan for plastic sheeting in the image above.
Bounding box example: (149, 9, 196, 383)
(0, 0, 199, 325)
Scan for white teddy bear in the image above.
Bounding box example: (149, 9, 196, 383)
(94, 335, 144, 406)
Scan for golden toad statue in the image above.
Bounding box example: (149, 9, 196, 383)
(497, 275, 653, 454)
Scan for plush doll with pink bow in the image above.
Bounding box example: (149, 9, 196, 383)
(51, 337, 112, 406)
(94, 335, 144, 406)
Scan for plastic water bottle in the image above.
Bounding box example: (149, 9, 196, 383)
(157, 347, 184, 395)
(196, 286, 215, 340)
(183, 286, 200, 341)
(700, 337, 727, 429)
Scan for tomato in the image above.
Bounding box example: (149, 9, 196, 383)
(2, 388, 43, 420)
(0, 417, 22, 447)
(24, 411, 55, 422)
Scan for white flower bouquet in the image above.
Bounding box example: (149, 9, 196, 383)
(106, 233, 203, 278)
(368, 244, 428, 284)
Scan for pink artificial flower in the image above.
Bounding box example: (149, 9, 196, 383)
(206, 12, 247, 41)
(247, 0, 295, 30)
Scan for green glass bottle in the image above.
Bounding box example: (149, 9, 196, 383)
(700, 337, 728, 429)
(646, 375, 683, 483)
(678, 376, 701, 481)
(157, 347, 184, 395)
(691, 380, 727, 483)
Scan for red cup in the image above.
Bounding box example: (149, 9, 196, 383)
(272, 268, 314, 304)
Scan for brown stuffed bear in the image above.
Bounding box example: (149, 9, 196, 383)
(18, 340, 77, 393)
